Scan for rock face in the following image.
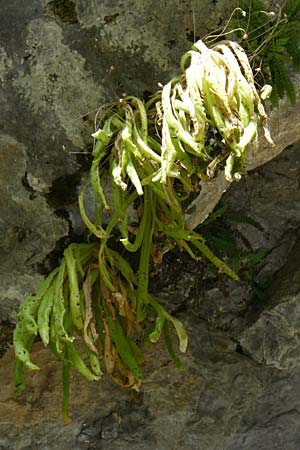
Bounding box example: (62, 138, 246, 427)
(0, 0, 233, 322)
(195, 140, 300, 337)
(0, 316, 274, 450)
(1, 313, 300, 450)
(1, 0, 300, 449)
(0, 134, 68, 323)
(240, 230, 300, 370)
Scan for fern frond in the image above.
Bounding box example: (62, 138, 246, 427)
(229, 0, 300, 106)
(284, 23, 300, 69)
(269, 57, 296, 106)
(283, 0, 300, 19)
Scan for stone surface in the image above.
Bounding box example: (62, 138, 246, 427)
(2, 313, 300, 450)
(0, 0, 235, 320)
(186, 140, 300, 343)
(224, 368, 300, 450)
(0, 134, 68, 323)
(240, 229, 300, 370)
(224, 140, 300, 277)
(0, 314, 266, 450)
(241, 294, 300, 369)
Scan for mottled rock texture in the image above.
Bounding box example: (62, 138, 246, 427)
(0, 0, 233, 322)
(0, 134, 68, 323)
(240, 228, 300, 370)
(1, 0, 300, 449)
(195, 141, 300, 337)
(0, 315, 268, 450)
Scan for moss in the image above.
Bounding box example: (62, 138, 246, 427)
(46, 0, 78, 24)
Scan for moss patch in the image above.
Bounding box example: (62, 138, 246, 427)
(46, 0, 78, 24)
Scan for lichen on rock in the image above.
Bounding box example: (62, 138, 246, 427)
(13, 19, 105, 149)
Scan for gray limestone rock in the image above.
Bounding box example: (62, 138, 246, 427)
(186, 140, 300, 342)
(0, 0, 236, 317)
(0, 314, 266, 450)
(2, 313, 300, 450)
(240, 230, 300, 370)
(0, 133, 68, 323)
(224, 368, 300, 450)
(241, 295, 300, 369)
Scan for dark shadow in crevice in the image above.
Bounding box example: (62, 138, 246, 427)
(45, 173, 82, 209)
(0, 322, 14, 358)
(21, 173, 37, 201)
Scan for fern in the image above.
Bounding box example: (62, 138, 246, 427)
(198, 203, 270, 277)
(284, 0, 300, 18)
(229, 0, 300, 105)
(285, 21, 300, 69)
(269, 55, 296, 106)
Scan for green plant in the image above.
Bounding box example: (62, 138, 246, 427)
(229, 0, 300, 106)
(199, 203, 271, 277)
(13, 37, 273, 422)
